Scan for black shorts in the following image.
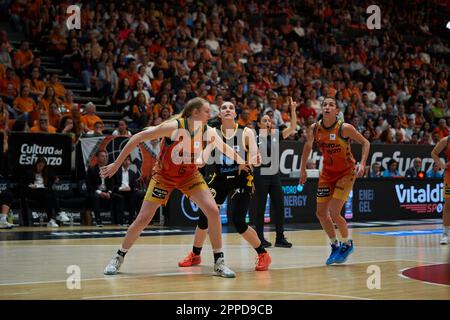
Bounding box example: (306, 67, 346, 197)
(206, 173, 253, 205)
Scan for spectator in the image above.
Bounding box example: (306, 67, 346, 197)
(264, 97, 283, 128)
(433, 118, 449, 140)
(114, 78, 133, 113)
(0, 67, 20, 105)
(23, 157, 70, 227)
(369, 162, 382, 178)
(13, 85, 36, 123)
(426, 162, 443, 179)
(405, 158, 423, 178)
(98, 59, 119, 106)
(113, 155, 139, 225)
(13, 41, 33, 77)
(30, 112, 56, 133)
(81, 102, 103, 133)
(57, 115, 78, 144)
(23, 67, 45, 101)
(47, 73, 66, 100)
(112, 119, 131, 136)
(86, 150, 124, 226)
(382, 159, 401, 178)
(86, 121, 104, 137)
(131, 92, 151, 129)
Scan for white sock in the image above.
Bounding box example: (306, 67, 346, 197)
(120, 247, 128, 253)
(330, 237, 338, 245)
(342, 237, 351, 244)
(213, 248, 222, 254)
(444, 226, 449, 235)
(0, 214, 7, 222)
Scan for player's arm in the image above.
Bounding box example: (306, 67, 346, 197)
(342, 123, 370, 177)
(431, 136, 448, 171)
(207, 126, 246, 164)
(282, 98, 298, 139)
(299, 123, 315, 185)
(101, 120, 178, 178)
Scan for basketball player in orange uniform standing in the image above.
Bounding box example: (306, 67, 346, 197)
(299, 97, 370, 265)
(431, 136, 450, 245)
(101, 97, 249, 278)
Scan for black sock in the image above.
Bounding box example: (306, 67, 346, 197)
(117, 249, 127, 258)
(213, 252, 224, 263)
(255, 244, 267, 254)
(193, 246, 202, 256)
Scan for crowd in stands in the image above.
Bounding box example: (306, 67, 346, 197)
(0, 0, 448, 159)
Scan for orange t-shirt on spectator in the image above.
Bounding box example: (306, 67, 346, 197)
(153, 103, 173, 117)
(30, 125, 57, 133)
(433, 126, 449, 140)
(48, 84, 66, 99)
(23, 78, 45, 95)
(49, 113, 61, 128)
(13, 50, 33, 68)
(81, 114, 103, 131)
(248, 108, 260, 122)
(119, 71, 139, 89)
(0, 63, 5, 79)
(0, 77, 20, 97)
(13, 96, 37, 113)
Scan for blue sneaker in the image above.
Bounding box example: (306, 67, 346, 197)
(334, 240, 354, 264)
(326, 242, 341, 265)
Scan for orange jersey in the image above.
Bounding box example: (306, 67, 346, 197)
(314, 119, 355, 174)
(152, 118, 206, 181)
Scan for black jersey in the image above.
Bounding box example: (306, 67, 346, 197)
(212, 124, 248, 177)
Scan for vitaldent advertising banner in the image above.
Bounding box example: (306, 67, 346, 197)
(8, 132, 72, 176)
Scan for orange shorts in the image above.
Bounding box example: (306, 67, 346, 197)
(444, 171, 450, 199)
(317, 169, 355, 203)
(144, 170, 208, 205)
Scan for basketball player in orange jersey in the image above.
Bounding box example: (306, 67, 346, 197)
(431, 136, 450, 245)
(299, 97, 370, 265)
(178, 101, 272, 272)
(101, 97, 250, 278)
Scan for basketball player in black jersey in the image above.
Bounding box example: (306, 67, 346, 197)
(178, 102, 272, 271)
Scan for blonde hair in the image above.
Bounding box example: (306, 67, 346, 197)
(144, 97, 209, 131)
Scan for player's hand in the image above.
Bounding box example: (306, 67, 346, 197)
(355, 163, 365, 178)
(238, 164, 251, 174)
(100, 162, 120, 178)
(299, 169, 307, 185)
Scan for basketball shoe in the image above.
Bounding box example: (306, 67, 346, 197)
(104, 254, 124, 275)
(334, 240, 354, 264)
(326, 242, 341, 265)
(213, 257, 236, 278)
(178, 251, 202, 267)
(255, 252, 272, 271)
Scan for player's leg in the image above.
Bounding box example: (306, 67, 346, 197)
(440, 199, 449, 245)
(329, 172, 356, 263)
(231, 190, 271, 271)
(178, 213, 208, 267)
(178, 179, 225, 267)
(104, 177, 169, 275)
(189, 188, 236, 278)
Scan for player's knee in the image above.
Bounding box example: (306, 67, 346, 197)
(316, 209, 327, 220)
(197, 213, 208, 230)
(233, 219, 248, 234)
(202, 204, 219, 218)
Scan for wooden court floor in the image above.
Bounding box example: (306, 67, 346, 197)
(0, 223, 449, 300)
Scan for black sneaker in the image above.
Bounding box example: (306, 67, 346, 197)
(260, 238, 272, 248)
(275, 237, 292, 248)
